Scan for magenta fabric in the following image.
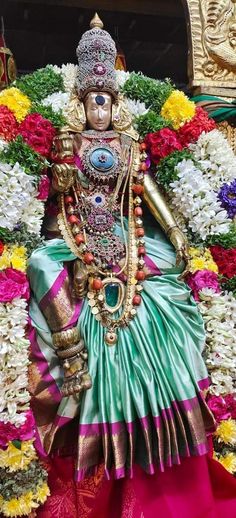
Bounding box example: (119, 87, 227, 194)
(36, 453, 236, 517)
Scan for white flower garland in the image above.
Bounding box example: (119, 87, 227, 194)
(42, 91, 70, 113)
(0, 298, 31, 421)
(125, 97, 149, 118)
(21, 197, 45, 235)
(0, 162, 36, 231)
(198, 290, 236, 395)
(115, 70, 130, 88)
(170, 158, 231, 239)
(0, 162, 44, 235)
(189, 129, 236, 189)
(52, 63, 79, 93)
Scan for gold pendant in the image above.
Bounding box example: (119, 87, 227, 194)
(104, 331, 117, 346)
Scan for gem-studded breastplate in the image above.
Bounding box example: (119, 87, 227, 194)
(58, 130, 147, 345)
(75, 132, 126, 269)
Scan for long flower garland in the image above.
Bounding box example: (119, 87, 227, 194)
(0, 65, 235, 516)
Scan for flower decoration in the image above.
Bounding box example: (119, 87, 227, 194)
(218, 180, 236, 220)
(0, 241, 4, 255)
(216, 453, 236, 475)
(0, 106, 18, 141)
(214, 419, 236, 445)
(169, 159, 231, 239)
(0, 88, 31, 122)
(210, 245, 236, 279)
(0, 268, 30, 303)
(189, 129, 236, 189)
(177, 106, 216, 146)
(188, 247, 218, 274)
(207, 394, 236, 423)
(0, 411, 35, 448)
(145, 128, 182, 164)
(15, 65, 64, 103)
(0, 161, 37, 231)
(0, 245, 27, 272)
(0, 135, 48, 176)
(186, 270, 220, 301)
(161, 90, 196, 129)
(41, 90, 70, 113)
(19, 113, 56, 158)
(37, 174, 50, 201)
(0, 440, 37, 471)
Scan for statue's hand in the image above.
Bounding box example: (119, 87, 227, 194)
(168, 227, 190, 278)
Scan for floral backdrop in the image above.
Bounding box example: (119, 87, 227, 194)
(0, 64, 235, 517)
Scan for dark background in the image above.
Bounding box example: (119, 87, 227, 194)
(1, 0, 188, 86)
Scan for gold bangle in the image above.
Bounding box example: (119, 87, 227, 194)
(56, 341, 84, 359)
(166, 225, 178, 236)
(52, 327, 80, 349)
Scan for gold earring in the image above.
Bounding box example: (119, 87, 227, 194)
(112, 94, 139, 140)
(64, 89, 86, 132)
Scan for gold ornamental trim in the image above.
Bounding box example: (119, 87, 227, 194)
(182, 0, 236, 95)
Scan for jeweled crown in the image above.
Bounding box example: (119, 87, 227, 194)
(76, 13, 118, 99)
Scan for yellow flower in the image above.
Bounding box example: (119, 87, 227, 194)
(161, 90, 196, 130)
(0, 245, 27, 271)
(190, 258, 206, 272)
(35, 482, 50, 504)
(0, 253, 10, 269)
(215, 419, 236, 445)
(0, 87, 31, 122)
(11, 255, 27, 272)
(0, 492, 35, 517)
(205, 260, 218, 273)
(188, 247, 218, 273)
(0, 497, 20, 517)
(189, 247, 201, 258)
(0, 440, 37, 471)
(217, 453, 236, 475)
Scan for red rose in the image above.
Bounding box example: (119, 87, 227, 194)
(210, 246, 236, 279)
(177, 107, 216, 147)
(0, 241, 4, 255)
(19, 113, 56, 158)
(145, 128, 182, 164)
(0, 105, 18, 141)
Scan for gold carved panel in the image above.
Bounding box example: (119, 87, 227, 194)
(182, 0, 236, 95)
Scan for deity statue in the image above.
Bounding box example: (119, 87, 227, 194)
(28, 14, 215, 487)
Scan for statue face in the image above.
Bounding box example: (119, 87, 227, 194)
(84, 92, 112, 131)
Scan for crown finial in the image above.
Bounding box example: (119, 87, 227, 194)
(90, 13, 104, 29)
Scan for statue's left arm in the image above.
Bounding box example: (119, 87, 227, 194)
(143, 173, 189, 271)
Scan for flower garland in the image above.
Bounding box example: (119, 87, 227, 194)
(0, 63, 235, 517)
(0, 64, 66, 516)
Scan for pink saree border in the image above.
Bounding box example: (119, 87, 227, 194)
(39, 268, 68, 312)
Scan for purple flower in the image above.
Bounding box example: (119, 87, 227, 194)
(218, 180, 236, 219)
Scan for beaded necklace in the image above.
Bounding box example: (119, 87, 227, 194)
(58, 133, 147, 345)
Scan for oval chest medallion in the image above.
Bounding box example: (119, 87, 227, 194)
(90, 147, 115, 172)
(82, 143, 120, 183)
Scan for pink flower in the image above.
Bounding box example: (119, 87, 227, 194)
(224, 394, 236, 419)
(0, 411, 35, 447)
(187, 269, 220, 301)
(37, 174, 50, 201)
(0, 268, 30, 303)
(207, 395, 231, 423)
